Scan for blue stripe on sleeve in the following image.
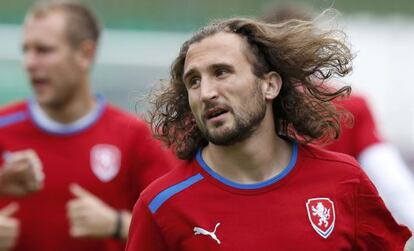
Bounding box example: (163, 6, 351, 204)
(148, 173, 204, 214)
(0, 112, 28, 128)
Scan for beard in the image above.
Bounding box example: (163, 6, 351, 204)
(198, 82, 267, 146)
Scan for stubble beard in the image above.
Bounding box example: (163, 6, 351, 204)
(199, 83, 267, 146)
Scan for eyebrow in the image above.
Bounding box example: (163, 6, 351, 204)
(183, 68, 196, 81)
(183, 63, 233, 80)
(210, 63, 233, 71)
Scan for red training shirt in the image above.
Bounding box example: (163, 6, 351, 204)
(127, 143, 411, 251)
(0, 96, 178, 251)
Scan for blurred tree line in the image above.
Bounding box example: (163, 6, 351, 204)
(0, 0, 413, 31)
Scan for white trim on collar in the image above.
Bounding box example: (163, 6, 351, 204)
(28, 94, 106, 135)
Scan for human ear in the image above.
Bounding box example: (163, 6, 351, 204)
(76, 40, 96, 71)
(262, 71, 282, 100)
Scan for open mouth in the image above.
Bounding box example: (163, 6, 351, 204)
(31, 77, 49, 91)
(204, 107, 229, 121)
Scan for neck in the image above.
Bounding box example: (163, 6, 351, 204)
(40, 79, 96, 124)
(202, 110, 293, 184)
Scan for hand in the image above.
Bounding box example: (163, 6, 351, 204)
(0, 203, 19, 251)
(0, 150, 44, 196)
(67, 184, 117, 238)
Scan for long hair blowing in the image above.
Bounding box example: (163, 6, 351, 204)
(149, 17, 353, 160)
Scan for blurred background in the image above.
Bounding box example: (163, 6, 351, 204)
(0, 0, 413, 163)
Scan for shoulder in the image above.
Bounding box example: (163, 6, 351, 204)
(299, 144, 390, 199)
(103, 104, 143, 123)
(299, 144, 365, 177)
(301, 144, 359, 166)
(0, 101, 29, 129)
(102, 104, 150, 132)
(0, 101, 27, 115)
(140, 160, 202, 214)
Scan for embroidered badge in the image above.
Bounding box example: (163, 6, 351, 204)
(306, 198, 335, 238)
(90, 144, 121, 182)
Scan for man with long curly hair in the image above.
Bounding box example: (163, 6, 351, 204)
(126, 16, 411, 250)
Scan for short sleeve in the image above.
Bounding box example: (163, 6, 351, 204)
(126, 198, 168, 251)
(355, 172, 412, 250)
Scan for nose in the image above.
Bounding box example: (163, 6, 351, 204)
(23, 50, 38, 74)
(200, 78, 218, 102)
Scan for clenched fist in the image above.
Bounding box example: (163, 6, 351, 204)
(0, 150, 44, 197)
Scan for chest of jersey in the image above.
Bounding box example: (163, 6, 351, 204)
(0, 119, 131, 251)
(0, 122, 130, 199)
(154, 178, 356, 251)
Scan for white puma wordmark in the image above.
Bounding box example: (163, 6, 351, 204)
(193, 222, 221, 244)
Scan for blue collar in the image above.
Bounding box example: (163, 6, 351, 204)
(196, 142, 298, 190)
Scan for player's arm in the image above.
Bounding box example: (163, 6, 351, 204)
(354, 170, 412, 250)
(0, 150, 44, 197)
(66, 184, 131, 240)
(125, 198, 167, 251)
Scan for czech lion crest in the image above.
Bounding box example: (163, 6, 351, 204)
(306, 198, 335, 239)
(90, 144, 121, 182)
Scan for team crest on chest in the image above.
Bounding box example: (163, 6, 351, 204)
(306, 198, 335, 239)
(90, 144, 121, 182)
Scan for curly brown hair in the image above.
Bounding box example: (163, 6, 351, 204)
(149, 16, 353, 160)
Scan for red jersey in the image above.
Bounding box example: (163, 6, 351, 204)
(326, 95, 382, 158)
(126, 143, 411, 251)
(0, 96, 177, 251)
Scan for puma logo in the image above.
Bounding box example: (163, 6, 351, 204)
(193, 222, 221, 244)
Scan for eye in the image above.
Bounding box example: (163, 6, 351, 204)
(37, 46, 53, 54)
(186, 76, 201, 89)
(28, 45, 54, 55)
(215, 68, 229, 78)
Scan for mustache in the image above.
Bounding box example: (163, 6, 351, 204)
(203, 100, 231, 111)
(202, 101, 232, 119)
